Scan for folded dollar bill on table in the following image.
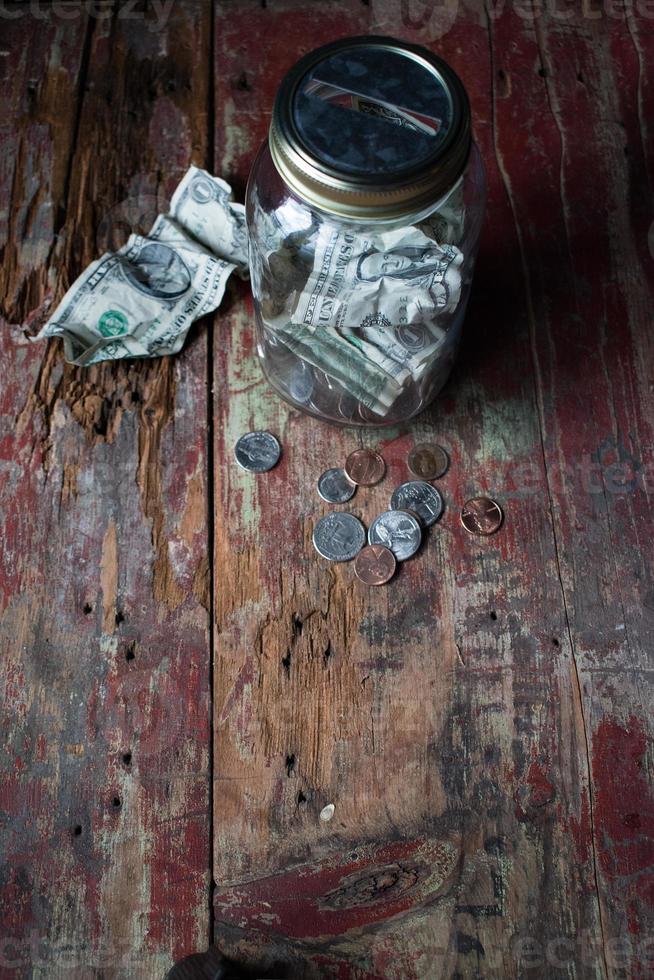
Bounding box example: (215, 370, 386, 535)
(37, 167, 248, 366)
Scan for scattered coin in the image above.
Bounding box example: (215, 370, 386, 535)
(390, 481, 444, 526)
(317, 467, 356, 504)
(312, 512, 366, 562)
(344, 448, 386, 486)
(234, 431, 281, 472)
(354, 544, 397, 585)
(461, 496, 504, 535)
(408, 442, 449, 480)
(368, 510, 422, 561)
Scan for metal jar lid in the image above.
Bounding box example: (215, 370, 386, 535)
(269, 36, 471, 222)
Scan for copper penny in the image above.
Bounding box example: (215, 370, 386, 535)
(344, 448, 386, 486)
(461, 496, 504, 535)
(408, 442, 449, 480)
(354, 545, 396, 585)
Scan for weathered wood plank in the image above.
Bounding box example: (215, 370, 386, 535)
(0, 4, 212, 976)
(210, 2, 630, 976)
(488, 3, 654, 970)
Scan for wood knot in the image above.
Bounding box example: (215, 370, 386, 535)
(320, 862, 421, 910)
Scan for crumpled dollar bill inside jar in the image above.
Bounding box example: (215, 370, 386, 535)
(246, 35, 487, 426)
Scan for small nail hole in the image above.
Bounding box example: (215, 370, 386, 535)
(552, 637, 560, 647)
(538, 66, 547, 77)
(122, 752, 132, 766)
(115, 610, 125, 626)
(112, 797, 121, 808)
(83, 603, 93, 615)
(490, 611, 498, 621)
(73, 825, 82, 836)
(125, 644, 136, 662)
(297, 790, 307, 804)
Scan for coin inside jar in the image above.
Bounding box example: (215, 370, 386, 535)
(461, 496, 503, 535)
(344, 448, 386, 486)
(408, 442, 449, 480)
(354, 545, 396, 585)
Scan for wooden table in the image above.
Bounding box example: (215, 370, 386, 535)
(1, 2, 653, 977)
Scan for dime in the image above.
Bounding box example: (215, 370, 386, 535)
(408, 442, 449, 480)
(354, 545, 396, 585)
(344, 448, 386, 486)
(234, 431, 281, 472)
(390, 481, 444, 526)
(312, 512, 366, 562)
(461, 496, 503, 535)
(368, 510, 422, 561)
(317, 467, 356, 504)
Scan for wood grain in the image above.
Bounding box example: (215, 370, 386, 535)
(0, 5, 212, 977)
(211, 1, 654, 977)
(1, 1, 653, 977)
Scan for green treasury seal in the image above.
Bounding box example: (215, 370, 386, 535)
(98, 310, 128, 337)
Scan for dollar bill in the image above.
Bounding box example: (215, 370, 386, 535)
(37, 216, 236, 366)
(169, 165, 249, 276)
(38, 168, 247, 365)
(270, 321, 403, 414)
(265, 221, 464, 413)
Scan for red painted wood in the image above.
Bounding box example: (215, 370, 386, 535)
(1, 2, 653, 978)
(0, 5, 212, 977)
(210, 2, 654, 977)
(487, 6, 654, 971)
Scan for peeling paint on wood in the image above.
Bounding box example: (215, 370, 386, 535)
(0, 5, 212, 978)
(210, 1, 654, 978)
(1, 1, 653, 978)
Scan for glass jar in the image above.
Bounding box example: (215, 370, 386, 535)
(246, 36, 486, 426)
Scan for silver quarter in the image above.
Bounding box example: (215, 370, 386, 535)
(368, 510, 422, 561)
(288, 361, 314, 404)
(390, 481, 444, 526)
(317, 467, 356, 504)
(234, 431, 281, 473)
(312, 512, 366, 562)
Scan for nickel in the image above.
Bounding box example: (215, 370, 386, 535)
(354, 545, 396, 585)
(344, 448, 386, 486)
(461, 496, 503, 535)
(234, 431, 281, 472)
(368, 510, 422, 561)
(408, 442, 449, 480)
(312, 512, 366, 562)
(390, 481, 444, 526)
(317, 467, 356, 504)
